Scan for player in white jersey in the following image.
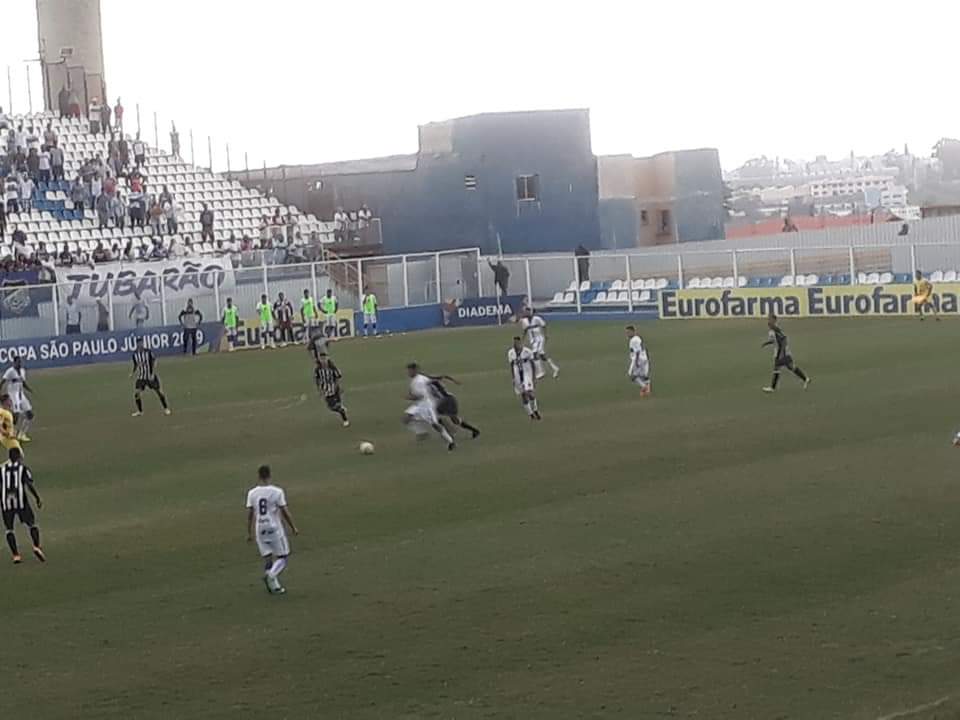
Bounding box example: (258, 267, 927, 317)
(402, 362, 456, 450)
(508, 336, 542, 420)
(0, 356, 34, 441)
(625, 325, 651, 396)
(245, 465, 299, 595)
(520, 307, 559, 379)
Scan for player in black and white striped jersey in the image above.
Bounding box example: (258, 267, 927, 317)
(314, 355, 350, 427)
(131, 337, 172, 417)
(1, 447, 44, 564)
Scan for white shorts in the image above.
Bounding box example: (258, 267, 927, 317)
(260, 321, 274, 332)
(405, 401, 438, 426)
(363, 313, 377, 325)
(325, 314, 337, 328)
(255, 526, 290, 558)
(513, 377, 535, 395)
(629, 358, 650, 384)
(530, 337, 545, 356)
(304, 316, 317, 328)
(11, 393, 31, 414)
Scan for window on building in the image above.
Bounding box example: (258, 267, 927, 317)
(515, 174, 540, 202)
(464, 174, 477, 190)
(659, 209, 672, 233)
(640, 209, 649, 226)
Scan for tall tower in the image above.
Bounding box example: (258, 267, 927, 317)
(35, 0, 106, 112)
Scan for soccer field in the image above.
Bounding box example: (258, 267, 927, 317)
(5, 318, 960, 719)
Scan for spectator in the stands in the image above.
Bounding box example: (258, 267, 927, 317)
(271, 224, 286, 249)
(129, 173, 143, 193)
(114, 98, 124, 132)
(49, 144, 64, 182)
(92, 241, 109, 263)
(333, 207, 347, 242)
(241, 235, 253, 252)
(65, 297, 82, 334)
(89, 97, 103, 134)
(133, 134, 146, 168)
(358, 203, 373, 228)
(148, 200, 165, 236)
(18, 174, 34, 213)
(43, 122, 57, 149)
(26, 148, 39, 181)
(96, 298, 110, 332)
(69, 177, 86, 211)
(96, 193, 111, 230)
(100, 103, 111, 137)
(12, 230, 28, 261)
(0, 106, 7, 130)
(200, 203, 214, 242)
(285, 211, 297, 243)
(487, 258, 510, 295)
(5, 175, 19, 214)
(168, 235, 186, 258)
(58, 246, 73, 267)
(130, 292, 150, 328)
(103, 173, 117, 198)
(12, 148, 27, 174)
(128, 188, 145, 227)
(112, 192, 126, 230)
(159, 185, 173, 207)
(67, 88, 82, 118)
(165, 201, 179, 235)
(575, 244, 590, 282)
(259, 216, 270, 245)
(123, 239, 138, 262)
(149, 238, 167, 260)
(118, 136, 130, 172)
(170, 122, 180, 158)
(37, 147, 51, 184)
(57, 86, 70, 117)
(88, 173, 102, 210)
(0, 200, 5, 241)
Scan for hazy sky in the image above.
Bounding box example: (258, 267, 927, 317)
(0, 0, 953, 171)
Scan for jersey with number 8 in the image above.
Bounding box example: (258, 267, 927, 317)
(246, 484, 287, 533)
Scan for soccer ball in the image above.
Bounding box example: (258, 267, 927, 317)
(359, 441, 375, 455)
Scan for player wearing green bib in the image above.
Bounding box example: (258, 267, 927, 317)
(256, 293, 276, 350)
(222, 297, 240, 351)
(361, 287, 378, 337)
(321, 289, 338, 338)
(300, 289, 318, 346)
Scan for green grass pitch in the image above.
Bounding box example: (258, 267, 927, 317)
(5, 318, 960, 719)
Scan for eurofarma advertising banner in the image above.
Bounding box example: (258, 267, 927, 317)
(659, 284, 960, 319)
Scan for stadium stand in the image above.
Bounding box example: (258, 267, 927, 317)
(0, 111, 331, 268)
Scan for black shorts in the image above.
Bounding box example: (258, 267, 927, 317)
(2, 504, 35, 530)
(774, 355, 795, 371)
(436, 395, 459, 417)
(324, 391, 343, 411)
(135, 377, 161, 392)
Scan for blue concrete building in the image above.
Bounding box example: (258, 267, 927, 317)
(249, 109, 601, 256)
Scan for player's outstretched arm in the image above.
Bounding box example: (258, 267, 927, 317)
(280, 506, 299, 535)
(26, 473, 41, 509)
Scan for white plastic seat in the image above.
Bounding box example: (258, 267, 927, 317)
(866, 272, 880, 284)
(737, 276, 748, 287)
(805, 274, 819, 286)
(688, 278, 701, 289)
(610, 280, 622, 291)
(879, 272, 894, 284)
(780, 275, 795, 287)
(578, 281, 590, 292)
(594, 291, 607, 303)
(722, 277, 735, 288)
(944, 270, 957, 282)
(550, 292, 564, 304)
(562, 292, 574, 303)
(655, 278, 668, 290)
(928, 271, 942, 283)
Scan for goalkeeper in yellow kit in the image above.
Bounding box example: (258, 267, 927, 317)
(913, 270, 939, 321)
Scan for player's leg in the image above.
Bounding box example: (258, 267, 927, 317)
(328, 393, 349, 427)
(21, 505, 42, 561)
(764, 365, 781, 392)
(431, 420, 455, 450)
(452, 415, 481, 438)
(789, 359, 810, 387)
(371, 313, 377, 336)
(527, 391, 541, 420)
(3, 510, 20, 563)
(265, 532, 290, 593)
(543, 352, 560, 378)
(133, 385, 144, 416)
(18, 409, 34, 441)
(152, 380, 171, 413)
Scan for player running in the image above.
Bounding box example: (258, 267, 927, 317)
(131, 337, 172, 416)
(321, 289, 338, 338)
(274, 292, 295, 347)
(0, 395, 22, 455)
(762, 313, 811, 393)
(403, 362, 456, 450)
(256, 294, 276, 350)
(625, 325, 651, 396)
(246, 464, 299, 595)
(429, 374, 480, 439)
(300, 289, 318, 345)
(914, 270, 939, 321)
(314, 355, 350, 427)
(520, 307, 559, 379)
(2, 448, 44, 564)
(222, 297, 240, 351)
(361, 287, 378, 337)
(508, 336, 541, 420)
(1, 355, 35, 441)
